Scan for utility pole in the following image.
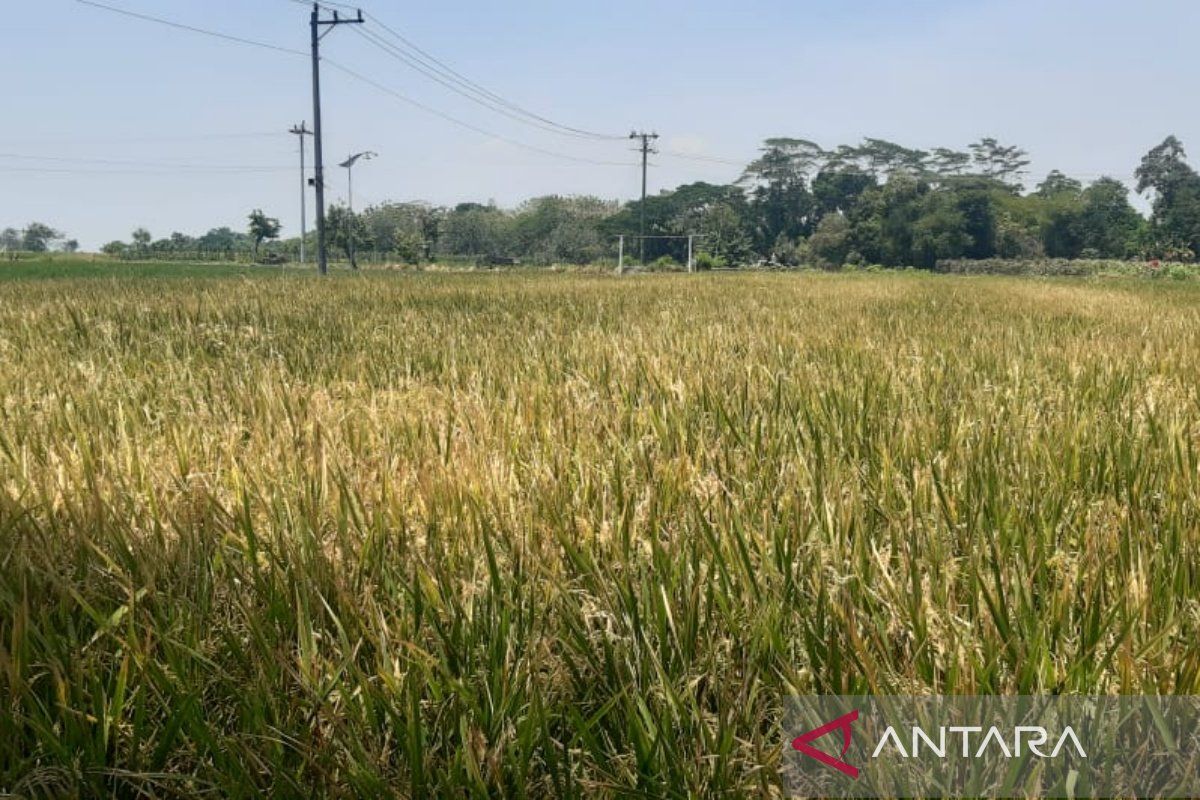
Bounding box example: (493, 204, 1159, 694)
(289, 122, 313, 265)
(630, 131, 658, 266)
(310, 3, 364, 275)
(339, 151, 377, 270)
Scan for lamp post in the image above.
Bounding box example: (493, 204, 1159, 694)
(338, 150, 376, 269)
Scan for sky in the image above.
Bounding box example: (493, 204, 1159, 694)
(3, 0, 1197, 249)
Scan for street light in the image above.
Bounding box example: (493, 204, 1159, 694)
(338, 150, 376, 269)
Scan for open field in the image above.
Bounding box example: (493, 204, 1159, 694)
(2, 263, 1200, 797)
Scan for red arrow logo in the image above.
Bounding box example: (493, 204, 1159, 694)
(791, 709, 860, 779)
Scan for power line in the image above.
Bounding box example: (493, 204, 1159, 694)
(74, 0, 635, 169)
(0, 166, 290, 176)
(323, 59, 638, 167)
(74, 0, 307, 57)
(356, 20, 624, 140)
(660, 150, 747, 167)
(289, 0, 624, 141)
(351, 26, 612, 142)
(0, 153, 292, 171)
(0, 132, 288, 146)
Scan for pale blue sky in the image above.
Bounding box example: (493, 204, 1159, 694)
(2, 0, 1194, 248)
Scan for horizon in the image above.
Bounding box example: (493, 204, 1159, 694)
(4, 0, 1197, 249)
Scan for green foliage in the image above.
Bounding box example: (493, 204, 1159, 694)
(512, 195, 617, 265)
(0, 227, 20, 252)
(21, 222, 62, 252)
(808, 213, 852, 268)
(247, 209, 282, 255)
(360, 202, 437, 262)
(130, 227, 151, 253)
(325, 204, 369, 262)
(933, 257, 1200, 279)
(1135, 137, 1200, 260)
(438, 202, 510, 258)
(65, 133, 1200, 271)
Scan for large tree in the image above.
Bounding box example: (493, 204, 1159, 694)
(22, 222, 62, 252)
(0, 227, 21, 252)
(512, 195, 616, 265)
(131, 227, 152, 254)
(1136, 136, 1200, 259)
(739, 139, 824, 251)
(247, 209, 281, 256)
(326, 204, 370, 264)
(969, 138, 1031, 189)
(361, 202, 439, 262)
(438, 203, 511, 259)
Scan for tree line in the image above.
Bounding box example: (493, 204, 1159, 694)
(65, 135, 1200, 268)
(1, 224, 78, 256)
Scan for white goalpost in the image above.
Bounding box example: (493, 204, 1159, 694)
(615, 234, 703, 275)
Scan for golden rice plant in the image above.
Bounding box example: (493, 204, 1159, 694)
(1, 264, 1198, 797)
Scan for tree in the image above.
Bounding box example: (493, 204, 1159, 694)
(22, 222, 62, 252)
(101, 241, 127, 257)
(512, 195, 616, 265)
(1036, 170, 1083, 198)
(439, 203, 511, 258)
(131, 228, 152, 254)
(686, 202, 753, 266)
(1135, 136, 1192, 196)
(928, 148, 973, 178)
(1039, 190, 1085, 258)
(740, 139, 822, 251)
(361, 202, 438, 262)
(170, 232, 196, 251)
(61, 239, 80, 253)
(808, 213, 853, 268)
(197, 227, 249, 253)
(1078, 177, 1143, 258)
(913, 193, 974, 267)
(812, 168, 877, 216)
(247, 209, 282, 256)
(848, 175, 930, 266)
(326, 204, 370, 263)
(1135, 137, 1200, 260)
(854, 138, 928, 179)
(969, 138, 1031, 188)
(0, 227, 20, 252)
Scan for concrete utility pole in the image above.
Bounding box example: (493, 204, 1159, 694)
(310, 3, 364, 275)
(629, 131, 659, 266)
(339, 151, 377, 270)
(289, 122, 313, 265)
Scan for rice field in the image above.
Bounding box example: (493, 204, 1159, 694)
(2, 265, 1199, 798)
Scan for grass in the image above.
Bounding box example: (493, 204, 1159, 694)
(1, 261, 1199, 797)
(0, 256, 302, 282)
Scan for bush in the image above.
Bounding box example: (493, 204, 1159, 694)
(650, 255, 680, 270)
(694, 251, 723, 270)
(808, 214, 852, 269)
(934, 258, 1200, 280)
(935, 258, 1115, 277)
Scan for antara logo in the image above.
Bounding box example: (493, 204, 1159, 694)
(792, 709, 1087, 779)
(791, 710, 861, 778)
